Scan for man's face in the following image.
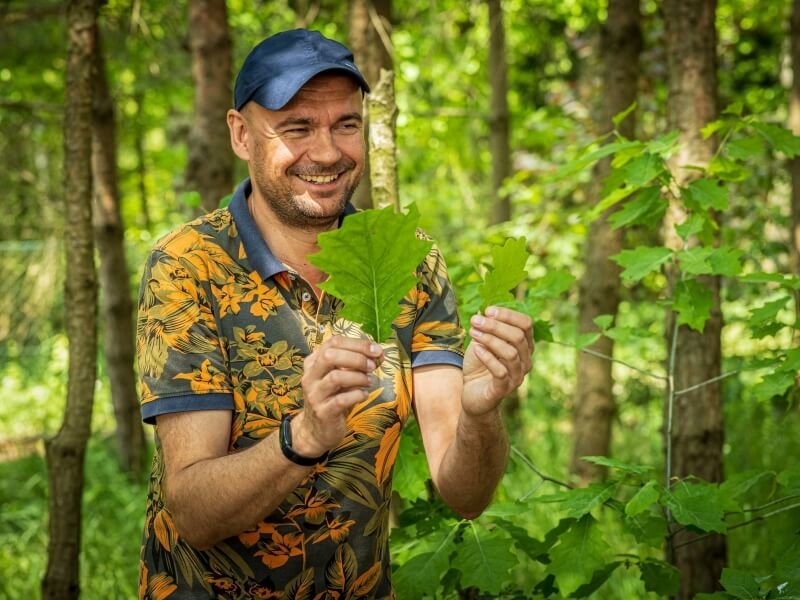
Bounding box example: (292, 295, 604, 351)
(243, 74, 365, 230)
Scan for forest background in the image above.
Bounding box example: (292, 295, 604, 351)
(1, 0, 799, 598)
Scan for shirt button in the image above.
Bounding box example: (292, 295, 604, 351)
(318, 324, 325, 333)
(301, 291, 312, 302)
(288, 273, 296, 280)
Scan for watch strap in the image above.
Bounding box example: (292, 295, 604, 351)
(279, 413, 329, 466)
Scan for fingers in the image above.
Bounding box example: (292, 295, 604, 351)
(469, 306, 534, 382)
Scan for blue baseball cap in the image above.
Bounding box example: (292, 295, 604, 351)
(233, 29, 370, 111)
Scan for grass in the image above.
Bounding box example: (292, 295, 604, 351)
(0, 435, 148, 600)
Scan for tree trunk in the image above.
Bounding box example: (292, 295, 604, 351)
(368, 69, 400, 211)
(92, 29, 146, 475)
(41, 1, 99, 598)
(134, 92, 151, 231)
(487, 0, 511, 226)
(186, 0, 233, 213)
(790, 0, 800, 290)
(570, 0, 642, 484)
(662, 0, 726, 596)
(349, 0, 393, 210)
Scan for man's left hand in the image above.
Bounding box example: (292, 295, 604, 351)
(462, 306, 534, 417)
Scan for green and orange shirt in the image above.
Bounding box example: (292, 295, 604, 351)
(136, 178, 465, 599)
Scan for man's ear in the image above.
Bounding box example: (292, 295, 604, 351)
(227, 109, 251, 161)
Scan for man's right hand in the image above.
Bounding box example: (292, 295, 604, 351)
(291, 336, 383, 458)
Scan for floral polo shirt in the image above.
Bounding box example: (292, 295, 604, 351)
(136, 178, 465, 599)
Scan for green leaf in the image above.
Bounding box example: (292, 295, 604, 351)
(393, 420, 429, 501)
(623, 512, 668, 546)
(217, 193, 233, 209)
(593, 314, 614, 331)
(570, 561, 622, 598)
(575, 332, 601, 349)
(708, 247, 744, 277)
(625, 481, 661, 517)
(748, 296, 791, 338)
(529, 270, 576, 298)
(645, 130, 681, 157)
(683, 178, 729, 211)
(309, 205, 432, 342)
(547, 515, 611, 597)
(533, 320, 554, 342)
(678, 247, 715, 275)
(181, 190, 201, 208)
(719, 470, 774, 504)
(752, 122, 800, 157)
(580, 456, 654, 477)
(708, 155, 751, 182)
(553, 139, 643, 181)
(639, 558, 680, 596)
(702, 119, 728, 139)
(612, 102, 637, 127)
(739, 272, 800, 288)
(453, 528, 518, 594)
(393, 547, 450, 598)
(535, 481, 618, 518)
(608, 186, 667, 230)
(725, 135, 766, 160)
(751, 370, 798, 404)
(720, 568, 761, 599)
(673, 279, 714, 332)
(777, 465, 800, 495)
(676, 213, 713, 242)
(477, 237, 530, 311)
(612, 246, 673, 283)
(665, 480, 727, 533)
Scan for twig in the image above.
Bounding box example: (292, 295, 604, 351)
(672, 502, 800, 550)
(723, 494, 800, 516)
(367, 2, 393, 56)
(510, 446, 572, 490)
(674, 370, 740, 396)
(550, 339, 667, 381)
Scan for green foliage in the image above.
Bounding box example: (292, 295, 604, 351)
(309, 205, 432, 343)
(476, 236, 530, 311)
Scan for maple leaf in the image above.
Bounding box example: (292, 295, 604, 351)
(477, 237, 530, 311)
(308, 204, 432, 343)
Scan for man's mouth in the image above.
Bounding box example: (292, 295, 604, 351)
(296, 173, 340, 184)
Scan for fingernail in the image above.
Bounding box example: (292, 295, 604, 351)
(366, 359, 376, 370)
(486, 306, 498, 317)
(471, 328, 482, 338)
(370, 343, 381, 354)
(472, 315, 485, 326)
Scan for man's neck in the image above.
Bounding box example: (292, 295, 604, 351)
(247, 194, 334, 292)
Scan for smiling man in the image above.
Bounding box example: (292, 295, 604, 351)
(136, 29, 533, 599)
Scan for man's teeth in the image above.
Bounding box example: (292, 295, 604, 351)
(298, 174, 338, 184)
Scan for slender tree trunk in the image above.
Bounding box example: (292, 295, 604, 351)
(92, 29, 145, 475)
(487, 0, 511, 225)
(349, 0, 393, 210)
(186, 0, 233, 213)
(790, 0, 800, 296)
(662, 0, 726, 596)
(368, 69, 400, 211)
(41, 0, 99, 598)
(570, 0, 642, 483)
(134, 91, 151, 231)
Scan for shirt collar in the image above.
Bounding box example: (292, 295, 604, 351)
(229, 177, 357, 281)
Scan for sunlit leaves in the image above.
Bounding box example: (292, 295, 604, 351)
(608, 186, 667, 230)
(683, 178, 729, 212)
(673, 279, 714, 332)
(309, 205, 432, 342)
(477, 237, 529, 311)
(611, 247, 672, 283)
(534, 481, 618, 518)
(625, 481, 661, 517)
(720, 568, 761, 599)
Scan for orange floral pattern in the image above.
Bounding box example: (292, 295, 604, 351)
(137, 186, 464, 599)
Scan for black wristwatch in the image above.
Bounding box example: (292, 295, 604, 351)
(279, 413, 329, 467)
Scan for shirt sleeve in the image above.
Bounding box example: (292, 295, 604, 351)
(410, 243, 465, 369)
(136, 246, 233, 424)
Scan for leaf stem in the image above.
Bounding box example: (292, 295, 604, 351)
(673, 370, 740, 396)
(672, 502, 800, 550)
(723, 494, 800, 516)
(509, 446, 572, 490)
(550, 340, 666, 381)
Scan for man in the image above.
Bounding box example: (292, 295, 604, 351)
(137, 29, 533, 599)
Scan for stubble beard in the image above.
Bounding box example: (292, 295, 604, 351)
(252, 156, 362, 231)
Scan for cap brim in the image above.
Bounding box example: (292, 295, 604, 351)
(245, 63, 370, 111)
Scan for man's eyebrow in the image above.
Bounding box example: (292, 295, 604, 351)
(274, 116, 315, 129)
(337, 113, 363, 123)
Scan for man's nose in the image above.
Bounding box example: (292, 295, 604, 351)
(307, 130, 342, 165)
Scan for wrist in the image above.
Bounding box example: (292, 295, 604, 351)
(280, 413, 329, 466)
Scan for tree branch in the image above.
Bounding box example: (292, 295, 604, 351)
(550, 339, 667, 381)
(510, 445, 572, 489)
(674, 369, 740, 396)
